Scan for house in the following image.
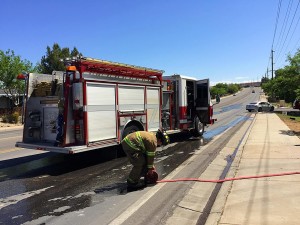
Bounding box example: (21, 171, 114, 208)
(0, 89, 23, 114)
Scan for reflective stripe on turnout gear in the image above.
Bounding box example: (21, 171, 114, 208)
(146, 151, 155, 157)
(124, 136, 139, 151)
(147, 164, 154, 169)
(136, 132, 146, 151)
(123, 131, 146, 152)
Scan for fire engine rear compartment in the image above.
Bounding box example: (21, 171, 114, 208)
(20, 73, 62, 144)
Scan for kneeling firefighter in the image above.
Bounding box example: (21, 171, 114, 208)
(121, 130, 170, 191)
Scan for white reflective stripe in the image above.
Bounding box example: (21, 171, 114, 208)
(145, 103, 159, 109)
(87, 105, 116, 111)
(179, 119, 188, 123)
(119, 104, 145, 111)
(83, 105, 87, 112)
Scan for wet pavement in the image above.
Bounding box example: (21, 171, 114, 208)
(0, 132, 209, 225)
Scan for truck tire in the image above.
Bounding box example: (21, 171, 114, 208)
(192, 116, 204, 137)
(122, 125, 140, 139)
(258, 107, 262, 112)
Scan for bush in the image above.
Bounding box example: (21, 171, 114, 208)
(1, 111, 20, 124)
(1, 114, 9, 123)
(11, 112, 20, 124)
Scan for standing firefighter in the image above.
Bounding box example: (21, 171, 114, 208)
(121, 130, 169, 191)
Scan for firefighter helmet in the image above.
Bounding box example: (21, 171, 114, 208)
(156, 129, 170, 146)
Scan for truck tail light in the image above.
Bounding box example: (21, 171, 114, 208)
(75, 124, 80, 134)
(209, 105, 213, 117)
(209, 106, 214, 124)
(179, 106, 187, 120)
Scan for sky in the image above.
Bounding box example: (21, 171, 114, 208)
(1, 0, 300, 85)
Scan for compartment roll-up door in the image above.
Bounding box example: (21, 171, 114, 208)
(119, 86, 145, 112)
(147, 87, 160, 131)
(86, 83, 117, 142)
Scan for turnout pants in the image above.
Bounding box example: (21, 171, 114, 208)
(121, 142, 146, 184)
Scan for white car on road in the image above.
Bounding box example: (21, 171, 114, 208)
(246, 101, 274, 112)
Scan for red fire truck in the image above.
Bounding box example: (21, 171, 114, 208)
(16, 57, 216, 154)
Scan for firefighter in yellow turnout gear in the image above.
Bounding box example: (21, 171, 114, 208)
(121, 130, 169, 191)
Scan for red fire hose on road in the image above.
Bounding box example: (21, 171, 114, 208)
(157, 171, 300, 183)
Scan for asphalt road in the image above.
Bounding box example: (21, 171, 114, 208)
(0, 87, 263, 225)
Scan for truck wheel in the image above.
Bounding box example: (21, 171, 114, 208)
(258, 108, 262, 112)
(122, 125, 140, 139)
(192, 116, 204, 137)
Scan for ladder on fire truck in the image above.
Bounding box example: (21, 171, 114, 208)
(65, 57, 164, 82)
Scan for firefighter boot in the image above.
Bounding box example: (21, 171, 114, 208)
(126, 180, 146, 192)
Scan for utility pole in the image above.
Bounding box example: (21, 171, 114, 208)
(271, 49, 275, 101)
(271, 49, 274, 80)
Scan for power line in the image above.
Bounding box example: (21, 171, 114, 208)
(277, 10, 300, 66)
(276, 0, 300, 65)
(267, 0, 283, 77)
(274, 0, 294, 59)
(272, 0, 283, 49)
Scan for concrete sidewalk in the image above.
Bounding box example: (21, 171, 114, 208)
(164, 106, 300, 224)
(207, 112, 300, 225)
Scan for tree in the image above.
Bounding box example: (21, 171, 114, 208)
(262, 48, 300, 102)
(227, 84, 239, 94)
(210, 86, 226, 98)
(261, 76, 269, 84)
(210, 83, 241, 98)
(0, 49, 33, 111)
(295, 89, 300, 100)
(215, 83, 229, 90)
(37, 43, 82, 74)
